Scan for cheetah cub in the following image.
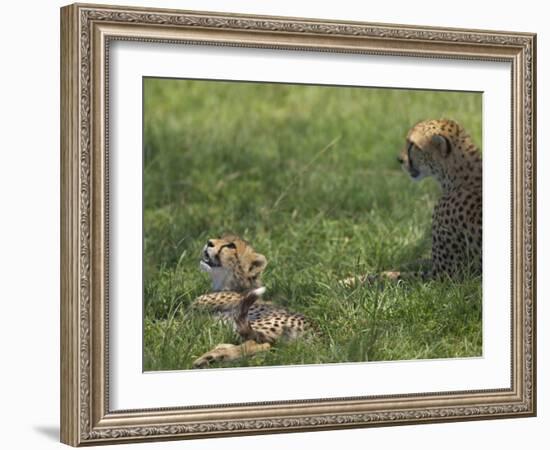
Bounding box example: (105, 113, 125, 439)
(192, 235, 310, 368)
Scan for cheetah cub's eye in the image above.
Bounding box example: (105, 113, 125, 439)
(225, 242, 237, 249)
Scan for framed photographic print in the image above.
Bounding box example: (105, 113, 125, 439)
(60, 2, 537, 446)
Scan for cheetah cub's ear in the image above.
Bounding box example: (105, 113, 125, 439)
(431, 134, 452, 158)
(249, 253, 267, 277)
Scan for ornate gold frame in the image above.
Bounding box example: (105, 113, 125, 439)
(60, 2, 536, 446)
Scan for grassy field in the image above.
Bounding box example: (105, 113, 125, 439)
(143, 78, 482, 371)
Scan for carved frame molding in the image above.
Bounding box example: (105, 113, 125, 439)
(60, 3, 536, 446)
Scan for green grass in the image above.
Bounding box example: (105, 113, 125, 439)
(143, 78, 482, 371)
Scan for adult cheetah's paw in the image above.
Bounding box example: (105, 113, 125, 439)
(380, 271, 402, 281)
(339, 271, 402, 288)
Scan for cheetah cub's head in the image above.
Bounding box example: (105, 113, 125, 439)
(398, 119, 461, 182)
(200, 235, 267, 292)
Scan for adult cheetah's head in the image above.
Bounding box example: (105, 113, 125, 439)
(398, 119, 459, 182)
(200, 235, 267, 291)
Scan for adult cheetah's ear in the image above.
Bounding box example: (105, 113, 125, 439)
(249, 253, 267, 276)
(431, 134, 452, 158)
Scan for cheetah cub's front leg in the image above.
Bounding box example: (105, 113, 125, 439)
(192, 341, 272, 369)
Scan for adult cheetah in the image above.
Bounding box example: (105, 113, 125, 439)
(398, 118, 482, 277)
(345, 118, 482, 284)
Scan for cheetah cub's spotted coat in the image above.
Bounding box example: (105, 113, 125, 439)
(192, 235, 309, 368)
(398, 118, 482, 278)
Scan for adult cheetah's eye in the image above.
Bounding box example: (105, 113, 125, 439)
(225, 242, 237, 249)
